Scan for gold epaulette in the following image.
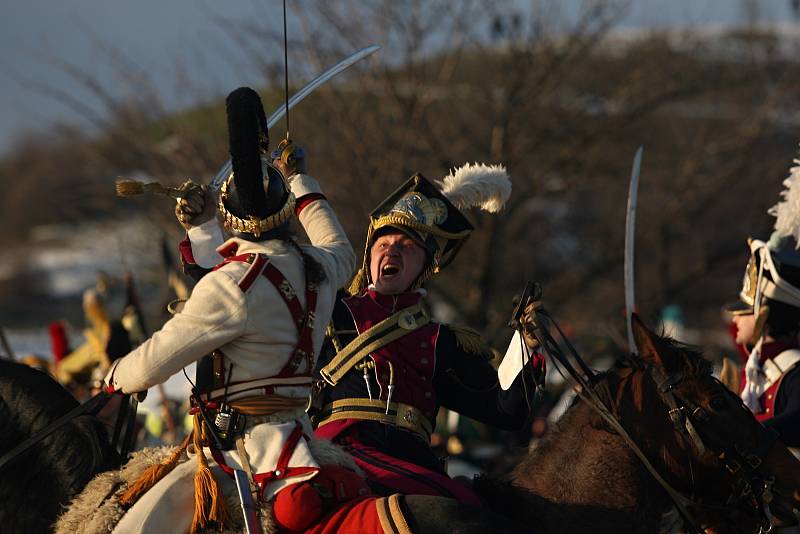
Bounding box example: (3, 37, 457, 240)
(448, 325, 492, 359)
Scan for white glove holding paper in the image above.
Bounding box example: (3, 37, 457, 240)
(498, 330, 530, 390)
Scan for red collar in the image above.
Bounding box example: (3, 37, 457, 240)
(363, 289, 423, 312)
(217, 240, 240, 258)
(760, 340, 799, 363)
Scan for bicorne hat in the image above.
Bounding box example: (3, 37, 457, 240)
(348, 163, 511, 294)
(730, 154, 800, 319)
(734, 152, 800, 410)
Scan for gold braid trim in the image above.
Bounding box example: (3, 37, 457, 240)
(450, 325, 492, 359)
(228, 395, 308, 415)
(375, 494, 413, 534)
(372, 212, 472, 241)
(218, 173, 296, 238)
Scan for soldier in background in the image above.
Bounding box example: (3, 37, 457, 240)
(726, 158, 800, 450)
(727, 234, 800, 449)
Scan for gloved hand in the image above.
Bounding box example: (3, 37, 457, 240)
(104, 382, 148, 402)
(104, 363, 148, 401)
(519, 300, 542, 351)
(174, 181, 216, 230)
(272, 139, 307, 178)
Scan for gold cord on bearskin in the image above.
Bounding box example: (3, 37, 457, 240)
(218, 173, 296, 239)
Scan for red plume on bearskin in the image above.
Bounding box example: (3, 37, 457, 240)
(48, 321, 70, 366)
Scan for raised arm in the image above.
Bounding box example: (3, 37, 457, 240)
(290, 173, 356, 290)
(175, 168, 355, 288)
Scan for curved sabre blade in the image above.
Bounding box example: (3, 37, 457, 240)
(625, 146, 643, 355)
(210, 44, 381, 191)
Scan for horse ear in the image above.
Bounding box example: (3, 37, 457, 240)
(631, 313, 664, 367)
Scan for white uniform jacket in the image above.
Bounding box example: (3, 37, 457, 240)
(106, 174, 355, 510)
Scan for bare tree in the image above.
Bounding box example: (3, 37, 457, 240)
(3, 0, 800, 363)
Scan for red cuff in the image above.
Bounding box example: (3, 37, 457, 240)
(179, 236, 197, 265)
(295, 193, 326, 216)
(531, 353, 546, 382)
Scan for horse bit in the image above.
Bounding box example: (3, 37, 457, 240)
(520, 282, 782, 534)
(651, 364, 781, 534)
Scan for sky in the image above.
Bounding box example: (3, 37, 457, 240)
(1, 0, 798, 156)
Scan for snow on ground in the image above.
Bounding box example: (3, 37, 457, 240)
(29, 218, 167, 298)
(140, 362, 195, 411)
(5, 326, 194, 407)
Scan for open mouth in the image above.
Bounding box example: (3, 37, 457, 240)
(381, 264, 400, 277)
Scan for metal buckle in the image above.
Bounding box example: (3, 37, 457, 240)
(668, 407, 683, 424)
(690, 406, 709, 422)
(726, 458, 742, 474)
(746, 453, 763, 469)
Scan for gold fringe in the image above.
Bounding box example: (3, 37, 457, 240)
(118, 433, 191, 507)
(347, 267, 369, 296)
(450, 325, 492, 359)
(190, 414, 231, 534)
(347, 221, 376, 296)
(115, 179, 184, 199)
(719, 357, 742, 394)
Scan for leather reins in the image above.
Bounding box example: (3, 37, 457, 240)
(0, 390, 131, 474)
(526, 304, 780, 534)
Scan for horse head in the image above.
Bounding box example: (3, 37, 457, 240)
(628, 314, 800, 533)
(0, 360, 117, 532)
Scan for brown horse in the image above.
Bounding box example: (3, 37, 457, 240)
(3, 316, 800, 533)
(473, 315, 800, 533)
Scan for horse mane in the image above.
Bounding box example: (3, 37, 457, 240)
(0, 360, 115, 532)
(476, 331, 717, 533)
(642, 332, 712, 377)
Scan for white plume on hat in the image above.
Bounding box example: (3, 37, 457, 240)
(769, 157, 800, 248)
(437, 163, 511, 213)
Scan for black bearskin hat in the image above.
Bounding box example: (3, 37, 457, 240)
(217, 87, 295, 240)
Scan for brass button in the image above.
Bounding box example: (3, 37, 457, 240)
(420, 376, 427, 382)
(767, 394, 773, 399)
(399, 312, 417, 330)
(424, 392, 432, 398)
(766, 408, 771, 413)
(421, 342, 428, 349)
(421, 358, 428, 365)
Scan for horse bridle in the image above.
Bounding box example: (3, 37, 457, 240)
(650, 364, 782, 533)
(525, 301, 782, 534)
(0, 389, 134, 474)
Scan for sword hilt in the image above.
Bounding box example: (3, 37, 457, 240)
(271, 138, 306, 175)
